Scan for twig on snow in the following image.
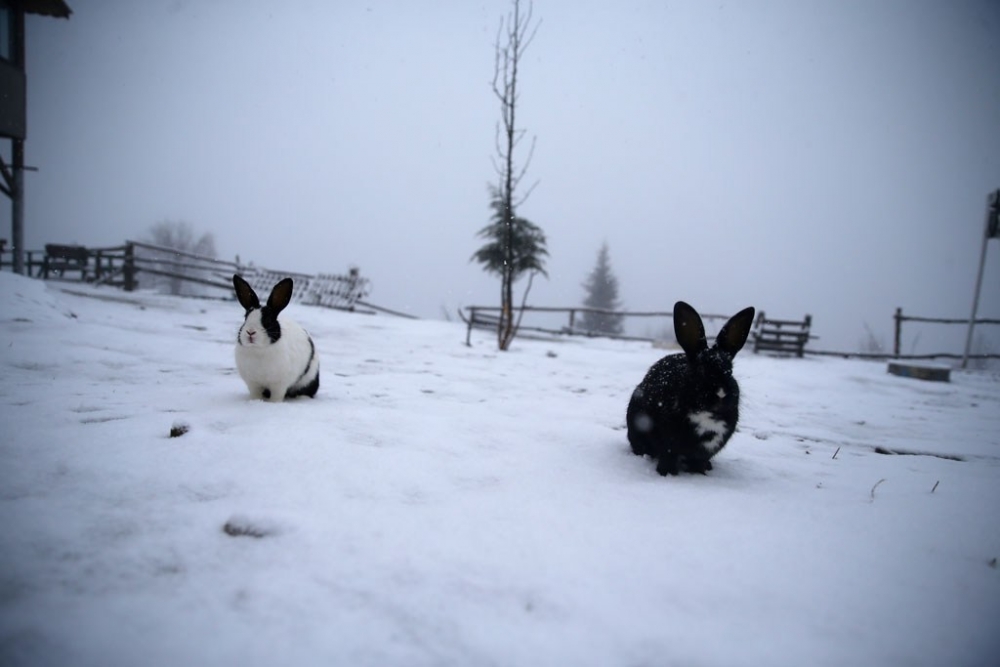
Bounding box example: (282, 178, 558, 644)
(832, 446, 841, 460)
(931, 480, 940, 494)
(870, 478, 886, 502)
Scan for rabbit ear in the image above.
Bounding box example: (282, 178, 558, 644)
(715, 306, 756, 356)
(266, 278, 294, 314)
(233, 274, 260, 311)
(674, 301, 708, 357)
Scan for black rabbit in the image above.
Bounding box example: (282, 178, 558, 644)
(627, 301, 755, 475)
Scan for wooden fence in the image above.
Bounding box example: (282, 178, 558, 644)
(891, 307, 1000, 361)
(461, 305, 734, 346)
(2, 242, 137, 288)
(130, 240, 240, 292)
(0, 240, 373, 312)
(462, 304, 1000, 364)
(0, 240, 240, 293)
(3, 243, 998, 359)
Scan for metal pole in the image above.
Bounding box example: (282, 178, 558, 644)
(962, 192, 996, 369)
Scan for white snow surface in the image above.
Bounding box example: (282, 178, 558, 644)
(1, 272, 999, 666)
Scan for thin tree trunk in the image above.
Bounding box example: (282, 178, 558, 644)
(487, 0, 539, 350)
(497, 0, 525, 350)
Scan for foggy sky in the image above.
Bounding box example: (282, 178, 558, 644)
(8, 0, 1000, 353)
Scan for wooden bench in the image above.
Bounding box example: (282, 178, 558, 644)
(752, 311, 812, 357)
(461, 307, 502, 346)
(42, 244, 90, 280)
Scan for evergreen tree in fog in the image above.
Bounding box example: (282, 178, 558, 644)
(580, 242, 624, 335)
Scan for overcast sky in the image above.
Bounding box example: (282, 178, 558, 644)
(8, 0, 1000, 352)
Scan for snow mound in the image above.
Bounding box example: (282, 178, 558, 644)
(0, 271, 79, 324)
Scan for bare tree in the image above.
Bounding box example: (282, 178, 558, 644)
(144, 220, 217, 295)
(485, 0, 542, 351)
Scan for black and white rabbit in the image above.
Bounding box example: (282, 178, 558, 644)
(627, 301, 755, 475)
(233, 274, 320, 401)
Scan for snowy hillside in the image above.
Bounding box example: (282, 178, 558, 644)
(1, 272, 998, 666)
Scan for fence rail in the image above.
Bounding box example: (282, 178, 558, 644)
(808, 350, 1000, 362)
(892, 307, 1000, 360)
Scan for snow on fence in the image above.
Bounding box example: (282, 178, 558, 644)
(237, 266, 371, 311)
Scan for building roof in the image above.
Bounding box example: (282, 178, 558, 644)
(22, 1, 72, 19)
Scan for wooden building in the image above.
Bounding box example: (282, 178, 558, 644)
(0, 0, 72, 273)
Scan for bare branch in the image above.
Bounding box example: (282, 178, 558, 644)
(491, 19, 506, 96)
(514, 179, 540, 208)
(511, 135, 537, 191)
(512, 269, 538, 337)
(520, 17, 541, 55)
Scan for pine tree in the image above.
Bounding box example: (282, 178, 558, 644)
(580, 242, 624, 335)
(471, 184, 548, 284)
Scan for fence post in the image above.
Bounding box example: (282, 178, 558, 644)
(569, 309, 576, 331)
(123, 242, 136, 292)
(893, 307, 902, 358)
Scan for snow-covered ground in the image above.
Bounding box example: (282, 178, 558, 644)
(1, 272, 998, 667)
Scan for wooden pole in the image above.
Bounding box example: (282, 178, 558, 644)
(123, 242, 136, 292)
(10, 7, 25, 275)
(894, 307, 902, 358)
(962, 190, 998, 369)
